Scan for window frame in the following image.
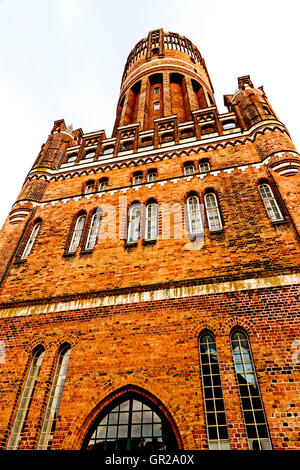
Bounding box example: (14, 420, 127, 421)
(21, 222, 41, 260)
(258, 184, 283, 222)
(231, 330, 272, 450)
(7, 346, 45, 450)
(144, 202, 158, 241)
(127, 204, 141, 244)
(37, 344, 71, 450)
(199, 333, 230, 450)
(85, 210, 102, 251)
(186, 195, 203, 235)
(204, 193, 223, 232)
(68, 214, 86, 253)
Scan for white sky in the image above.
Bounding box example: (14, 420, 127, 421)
(0, 0, 299, 229)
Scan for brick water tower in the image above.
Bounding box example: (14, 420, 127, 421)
(0, 29, 299, 451)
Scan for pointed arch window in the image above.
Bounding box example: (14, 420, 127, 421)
(145, 202, 158, 241)
(38, 344, 71, 450)
(7, 346, 45, 450)
(199, 334, 230, 450)
(231, 330, 272, 450)
(85, 210, 101, 250)
(21, 222, 41, 259)
(127, 204, 141, 244)
(187, 196, 203, 235)
(83, 394, 178, 451)
(69, 214, 86, 253)
(205, 193, 223, 231)
(258, 184, 283, 222)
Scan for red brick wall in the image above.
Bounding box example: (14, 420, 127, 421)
(0, 285, 299, 450)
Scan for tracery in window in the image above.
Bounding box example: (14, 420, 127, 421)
(231, 331, 272, 450)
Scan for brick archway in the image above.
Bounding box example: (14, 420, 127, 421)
(62, 378, 193, 450)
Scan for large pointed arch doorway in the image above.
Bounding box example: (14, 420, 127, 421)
(82, 391, 180, 451)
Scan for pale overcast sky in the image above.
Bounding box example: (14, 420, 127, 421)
(0, 0, 299, 229)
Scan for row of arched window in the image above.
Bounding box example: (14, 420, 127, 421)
(83, 161, 210, 195)
(19, 183, 284, 260)
(7, 344, 71, 450)
(6, 330, 271, 450)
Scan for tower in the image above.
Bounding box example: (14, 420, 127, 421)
(0, 29, 299, 451)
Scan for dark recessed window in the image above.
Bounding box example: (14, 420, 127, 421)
(103, 146, 114, 155)
(154, 87, 160, 95)
(66, 154, 77, 163)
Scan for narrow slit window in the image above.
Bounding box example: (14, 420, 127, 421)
(145, 203, 158, 241)
(199, 334, 230, 450)
(259, 184, 283, 222)
(69, 215, 86, 253)
(231, 331, 272, 450)
(187, 196, 203, 235)
(38, 345, 71, 450)
(127, 205, 141, 244)
(205, 193, 222, 231)
(85, 211, 101, 250)
(7, 347, 45, 450)
(21, 222, 41, 259)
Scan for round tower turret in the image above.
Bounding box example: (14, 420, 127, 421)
(112, 29, 216, 135)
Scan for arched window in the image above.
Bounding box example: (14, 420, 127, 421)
(145, 202, 158, 241)
(7, 346, 45, 450)
(184, 163, 195, 176)
(199, 161, 210, 173)
(147, 170, 157, 182)
(258, 184, 283, 222)
(187, 196, 203, 235)
(205, 193, 223, 231)
(85, 181, 94, 194)
(69, 214, 86, 253)
(83, 393, 178, 451)
(38, 344, 71, 450)
(231, 330, 272, 450)
(199, 334, 230, 450)
(99, 178, 108, 191)
(21, 222, 41, 259)
(85, 210, 101, 250)
(133, 173, 143, 185)
(127, 204, 141, 244)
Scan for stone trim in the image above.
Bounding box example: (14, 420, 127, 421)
(0, 273, 299, 319)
